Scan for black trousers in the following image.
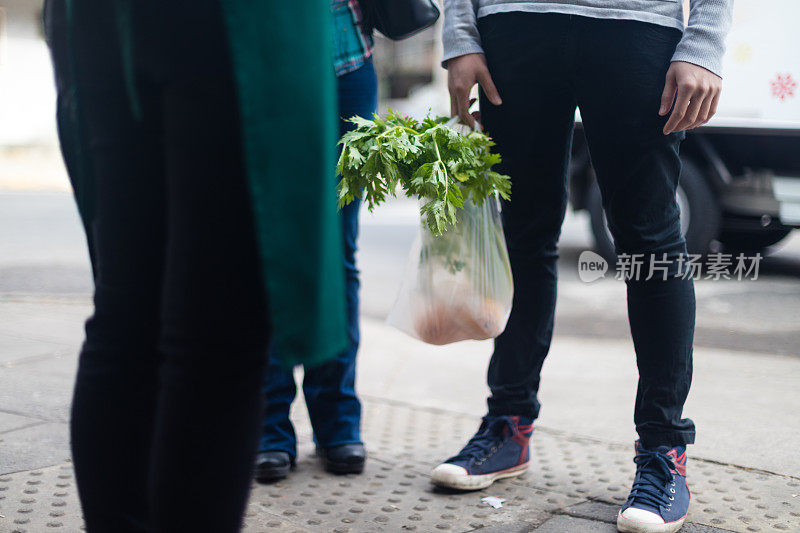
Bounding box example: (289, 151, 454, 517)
(480, 13, 696, 448)
(47, 1, 269, 531)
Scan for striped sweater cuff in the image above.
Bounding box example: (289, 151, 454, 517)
(442, 40, 486, 68)
(671, 0, 733, 77)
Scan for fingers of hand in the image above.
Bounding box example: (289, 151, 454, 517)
(448, 84, 473, 127)
(696, 86, 721, 128)
(447, 88, 473, 128)
(446, 54, 499, 125)
(680, 82, 721, 131)
(660, 73, 678, 116)
(459, 96, 475, 128)
(706, 90, 721, 125)
(477, 68, 502, 106)
(663, 84, 693, 134)
(471, 110, 482, 126)
(689, 91, 714, 130)
(447, 63, 477, 126)
(677, 90, 705, 132)
(663, 64, 722, 134)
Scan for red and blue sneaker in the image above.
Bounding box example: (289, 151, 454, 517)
(617, 440, 690, 533)
(431, 415, 533, 490)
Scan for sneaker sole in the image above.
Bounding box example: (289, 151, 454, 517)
(431, 463, 529, 491)
(616, 511, 686, 533)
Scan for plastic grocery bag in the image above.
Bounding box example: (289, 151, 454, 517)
(387, 196, 514, 345)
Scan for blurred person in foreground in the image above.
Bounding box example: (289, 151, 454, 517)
(44, 0, 346, 531)
(255, 0, 377, 482)
(433, 1, 732, 532)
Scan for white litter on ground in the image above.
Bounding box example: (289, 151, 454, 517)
(481, 496, 506, 509)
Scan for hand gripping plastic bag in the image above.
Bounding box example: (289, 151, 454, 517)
(387, 195, 514, 345)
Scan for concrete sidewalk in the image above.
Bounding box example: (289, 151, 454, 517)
(1, 304, 798, 532)
(1, 192, 799, 532)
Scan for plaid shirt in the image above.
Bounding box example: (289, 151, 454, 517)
(331, 0, 374, 77)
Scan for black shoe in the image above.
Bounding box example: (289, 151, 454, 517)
(317, 443, 366, 475)
(255, 451, 293, 482)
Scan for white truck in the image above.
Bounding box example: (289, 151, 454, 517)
(570, 0, 800, 259)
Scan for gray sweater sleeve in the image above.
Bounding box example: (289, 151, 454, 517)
(441, 0, 483, 67)
(671, 0, 734, 77)
(442, 0, 734, 76)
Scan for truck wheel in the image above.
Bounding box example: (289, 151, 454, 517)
(718, 227, 792, 253)
(587, 157, 720, 263)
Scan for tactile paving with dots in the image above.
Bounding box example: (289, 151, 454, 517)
(1, 398, 799, 533)
(0, 464, 83, 532)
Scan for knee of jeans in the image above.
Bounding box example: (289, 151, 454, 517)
(505, 217, 561, 257)
(503, 205, 565, 260)
(506, 236, 560, 264)
(607, 207, 685, 258)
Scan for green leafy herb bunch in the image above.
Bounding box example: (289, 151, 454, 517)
(336, 111, 511, 235)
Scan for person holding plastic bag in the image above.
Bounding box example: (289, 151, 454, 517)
(432, 1, 732, 532)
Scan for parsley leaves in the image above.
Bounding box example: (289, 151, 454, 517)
(337, 111, 511, 235)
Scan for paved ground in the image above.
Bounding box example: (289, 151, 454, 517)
(1, 192, 799, 532)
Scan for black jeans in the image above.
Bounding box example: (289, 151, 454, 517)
(479, 13, 696, 448)
(48, 1, 270, 531)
